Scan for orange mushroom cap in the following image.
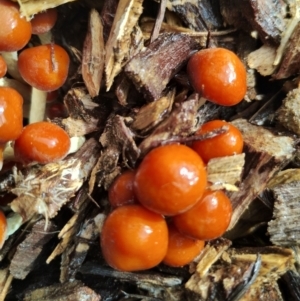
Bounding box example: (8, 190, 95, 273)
(0, 0, 32, 51)
(0, 87, 23, 143)
(31, 8, 58, 35)
(0, 56, 7, 78)
(18, 44, 70, 92)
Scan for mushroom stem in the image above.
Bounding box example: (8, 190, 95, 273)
(0, 51, 23, 81)
(29, 87, 47, 123)
(38, 31, 52, 45)
(0, 77, 31, 118)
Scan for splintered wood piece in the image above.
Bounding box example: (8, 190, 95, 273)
(125, 33, 199, 101)
(10, 139, 100, 223)
(105, 0, 144, 90)
(9, 220, 56, 279)
(207, 153, 245, 191)
(227, 119, 295, 231)
(132, 88, 175, 133)
(23, 280, 101, 301)
(46, 187, 93, 265)
(17, 0, 75, 20)
(0, 268, 12, 301)
(60, 212, 105, 282)
(82, 9, 105, 98)
(276, 88, 300, 135)
(274, 19, 300, 79)
(268, 181, 300, 246)
(138, 93, 203, 156)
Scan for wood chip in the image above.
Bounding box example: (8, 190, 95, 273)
(132, 88, 175, 133)
(207, 153, 245, 191)
(105, 0, 144, 90)
(82, 9, 105, 98)
(9, 220, 57, 279)
(268, 181, 300, 246)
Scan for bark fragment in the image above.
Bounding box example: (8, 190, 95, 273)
(55, 88, 104, 137)
(82, 9, 105, 98)
(220, 0, 286, 45)
(132, 88, 175, 133)
(9, 220, 56, 280)
(89, 115, 139, 191)
(125, 33, 199, 101)
(166, 0, 224, 31)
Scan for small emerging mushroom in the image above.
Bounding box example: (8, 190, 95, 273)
(31, 8, 58, 44)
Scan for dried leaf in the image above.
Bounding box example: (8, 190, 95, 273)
(82, 9, 105, 98)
